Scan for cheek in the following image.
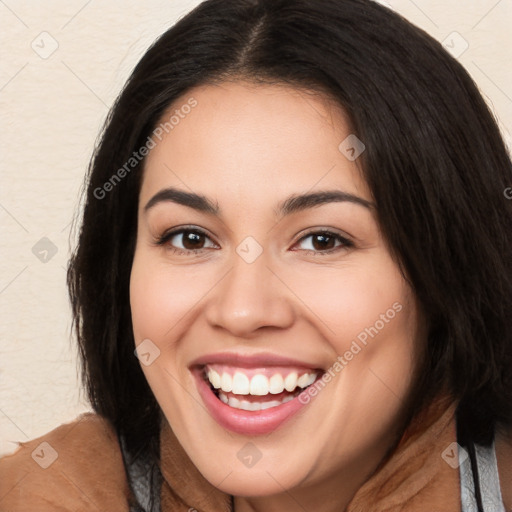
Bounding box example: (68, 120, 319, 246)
(293, 263, 417, 457)
(129, 251, 201, 420)
(289, 260, 409, 345)
(129, 252, 209, 341)
(289, 259, 418, 408)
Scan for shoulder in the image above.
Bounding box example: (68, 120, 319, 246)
(0, 412, 132, 511)
(496, 427, 512, 511)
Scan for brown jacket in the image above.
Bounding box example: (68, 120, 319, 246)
(1, 398, 511, 511)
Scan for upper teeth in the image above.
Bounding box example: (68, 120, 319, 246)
(206, 368, 317, 395)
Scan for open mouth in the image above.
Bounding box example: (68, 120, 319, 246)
(201, 364, 323, 411)
(189, 353, 326, 435)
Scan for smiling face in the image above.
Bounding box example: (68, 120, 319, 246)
(129, 81, 423, 509)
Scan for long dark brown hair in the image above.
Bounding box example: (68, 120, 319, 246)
(68, 0, 512, 472)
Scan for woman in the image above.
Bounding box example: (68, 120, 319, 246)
(1, 0, 511, 510)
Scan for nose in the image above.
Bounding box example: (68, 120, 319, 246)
(204, 248, 295, 337)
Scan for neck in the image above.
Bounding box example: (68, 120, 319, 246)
(231, 430, 401, 512)
(233, 396, 459, 512)
(159, 395, 460, 512)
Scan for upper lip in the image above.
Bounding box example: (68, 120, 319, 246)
(189, 351, 324, 370)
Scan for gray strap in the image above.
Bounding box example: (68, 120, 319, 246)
(119, 434, 162, 512)
(460, 440, 505, 512)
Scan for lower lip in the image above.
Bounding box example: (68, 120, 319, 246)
(193, 369, 313, 435)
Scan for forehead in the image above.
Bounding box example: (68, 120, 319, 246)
(140, 81, 371, 209)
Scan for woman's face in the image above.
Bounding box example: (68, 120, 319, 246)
(130, 81, 422, 505)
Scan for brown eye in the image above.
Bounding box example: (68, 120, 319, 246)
(311, 233, 336, 250)
(156, 227, 218, 253)
(295, 231, 353, 254)
(180, 230, 206, 250)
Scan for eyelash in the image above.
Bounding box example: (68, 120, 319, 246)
(155, 226, 354, 256)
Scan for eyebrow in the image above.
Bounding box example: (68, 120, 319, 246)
(144, 187, 374, 217)
(144, 188, 220, 215)
(276, 190, 374, 216)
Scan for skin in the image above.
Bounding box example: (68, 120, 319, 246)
(129, 81, 424, 512)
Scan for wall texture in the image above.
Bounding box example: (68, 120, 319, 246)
(0, 0, 511, 457)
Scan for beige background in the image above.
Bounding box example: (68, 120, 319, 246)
(0, 0, 511, 457)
